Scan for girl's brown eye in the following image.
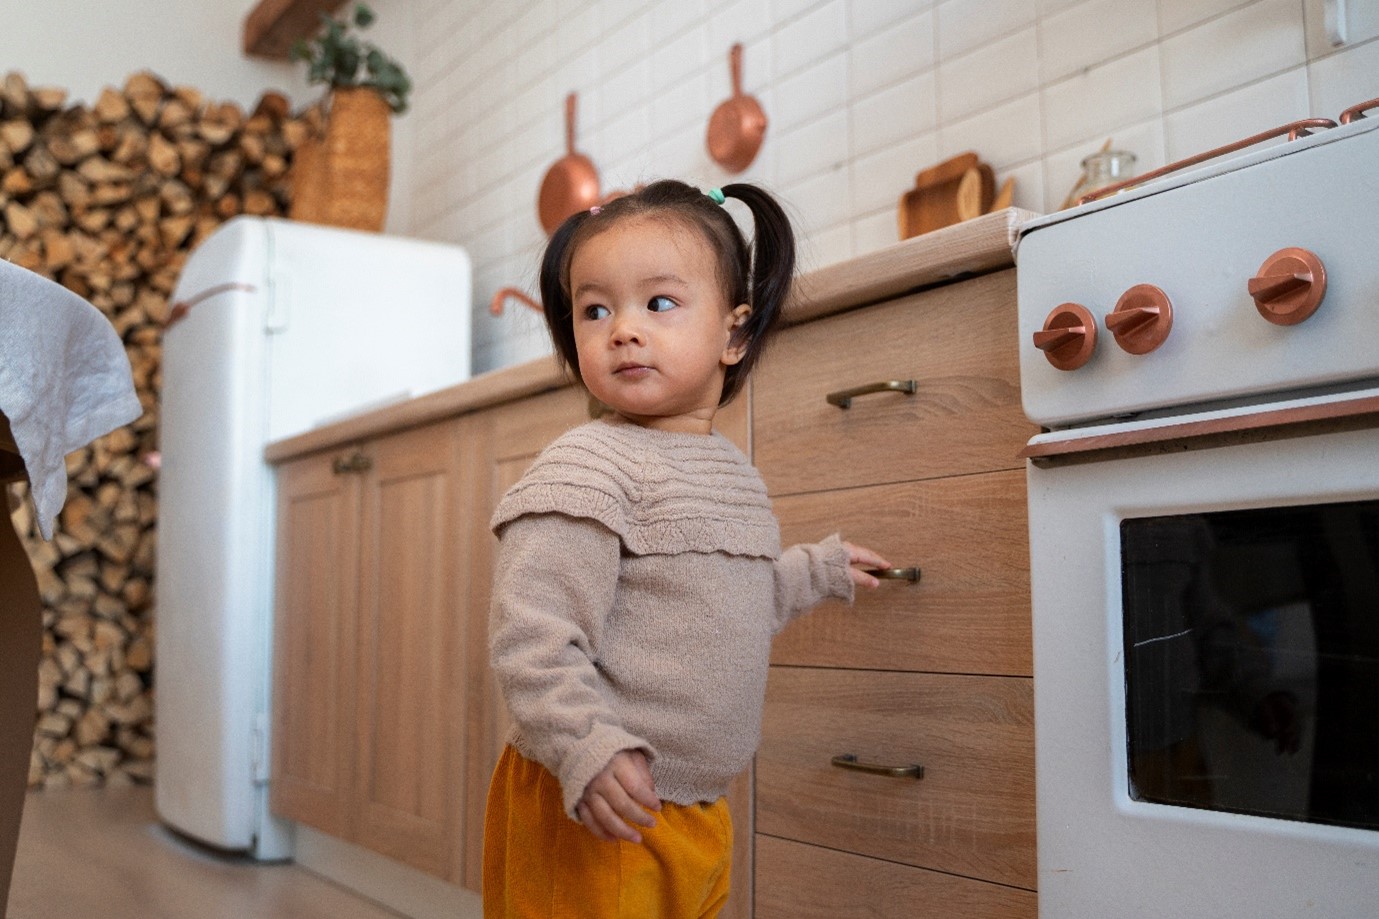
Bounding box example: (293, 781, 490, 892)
(583, 304, 609, 320)
(648, 295, 676, 313)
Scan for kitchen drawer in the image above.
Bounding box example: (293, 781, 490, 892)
(754, 834, 1036, 919)
(755, 666, 1035, 889)
(773, 469, 1031, 676)
(753, 270, 1031, 496)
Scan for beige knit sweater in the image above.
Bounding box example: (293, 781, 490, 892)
(490, 415, 854, 819)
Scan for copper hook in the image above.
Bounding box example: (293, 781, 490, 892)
(489, 287, 543, 316)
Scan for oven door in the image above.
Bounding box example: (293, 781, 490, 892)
(1028, 422, 1379, 917)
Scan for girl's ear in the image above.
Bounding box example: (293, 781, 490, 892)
(721, 304, 753, 366)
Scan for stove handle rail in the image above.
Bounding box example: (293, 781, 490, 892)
(1341, 96, 1379, 124)
(1077, 118, 1338, 205)
(1020, 393, 1379, 467)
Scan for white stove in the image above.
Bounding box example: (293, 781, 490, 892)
(1016, 99, 1379, 918)
(1020, 105, 1379, 431)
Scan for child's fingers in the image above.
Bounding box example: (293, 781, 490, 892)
(609, 782, 658, 829)
(576, 801, 616, 842)
(844, 541, 891, 570)
(583, 791, 648, 842)
(616, 753, 662, 813)
(849, 566, 881, 589)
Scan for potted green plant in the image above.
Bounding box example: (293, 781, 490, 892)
(290, 3, 411, 114)
(288, 3, 412, 231)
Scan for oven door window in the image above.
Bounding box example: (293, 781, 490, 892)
(1121, 501, 1379, 831)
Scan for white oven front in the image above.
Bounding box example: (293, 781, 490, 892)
(1028, 420, 1379, 918)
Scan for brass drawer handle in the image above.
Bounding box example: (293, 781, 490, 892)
(831, 753, 924, 779)
(331, 452, 373, 475)
(825, 379, 917, 409)
(865, 566, 922, 583)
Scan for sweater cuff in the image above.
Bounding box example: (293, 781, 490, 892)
(558, 723, 656, 820)
(818, 533, 856, 604)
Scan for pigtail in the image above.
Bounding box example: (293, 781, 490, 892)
(538, 210, 590, 384)
(718, 183, 796, 402)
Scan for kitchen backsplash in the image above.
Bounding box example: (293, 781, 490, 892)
(382, 0, 1379, 374)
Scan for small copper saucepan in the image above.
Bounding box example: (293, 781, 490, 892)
(706, 43, 767, 173)
(538, 92, 601, 235)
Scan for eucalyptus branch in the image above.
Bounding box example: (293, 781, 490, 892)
(289, 3, 411, 114)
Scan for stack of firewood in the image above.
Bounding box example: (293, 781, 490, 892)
(1, 69, 308, 788)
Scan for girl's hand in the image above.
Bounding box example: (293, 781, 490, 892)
(844, 541, 892, 590)
(576, 749, 661, 843)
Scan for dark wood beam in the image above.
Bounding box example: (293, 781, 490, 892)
(243, 0, 347, 60)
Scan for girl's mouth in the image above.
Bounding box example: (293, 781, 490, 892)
(614, 363, 652, 377)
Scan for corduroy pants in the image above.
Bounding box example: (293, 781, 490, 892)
(482, 745, 732, 918)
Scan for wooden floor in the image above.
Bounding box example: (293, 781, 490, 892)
(8, 785, 404, 919)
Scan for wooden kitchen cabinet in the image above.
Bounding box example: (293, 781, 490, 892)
(750, 266, 1039, 916)
(270, 417, 469, 881)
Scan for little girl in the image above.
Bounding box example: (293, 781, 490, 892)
(483, 180, 888, 918)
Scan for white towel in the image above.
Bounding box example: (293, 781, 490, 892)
(0, 258, 142, 540)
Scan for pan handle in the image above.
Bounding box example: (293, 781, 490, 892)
(565, 92, 578, 154)
(729, 43, 743, 96)
(489, 287, 542, 316)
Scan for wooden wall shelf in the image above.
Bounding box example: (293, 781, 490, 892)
(243, 0, 346, 59)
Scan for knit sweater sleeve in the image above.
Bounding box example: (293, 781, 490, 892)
(489, 512, 653, 820)
(772, 532, 855, 632)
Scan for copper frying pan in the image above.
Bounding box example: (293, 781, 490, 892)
(707, 43, 767, 173)
(538, 92, 600, 234)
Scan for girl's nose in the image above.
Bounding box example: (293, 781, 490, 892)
(610, 313, 643, 346)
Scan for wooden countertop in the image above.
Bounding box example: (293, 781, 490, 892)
(265, 207, 1035, 463)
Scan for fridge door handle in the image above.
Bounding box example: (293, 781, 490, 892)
(265, 268, 290, 333)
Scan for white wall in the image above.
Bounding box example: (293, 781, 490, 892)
(0, 0, 418, 237)
(6, 1, 1377, 378)
(377, 0, 1379, 375)
(0, 1, 310, 109)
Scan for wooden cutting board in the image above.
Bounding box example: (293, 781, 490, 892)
(898, 152, 994, 239)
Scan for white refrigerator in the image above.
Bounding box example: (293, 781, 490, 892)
(155, 216, 472, 858)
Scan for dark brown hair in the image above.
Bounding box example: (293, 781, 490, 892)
(537, 179, 795, 405)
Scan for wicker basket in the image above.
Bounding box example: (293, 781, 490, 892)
(289, 86, 391, 232)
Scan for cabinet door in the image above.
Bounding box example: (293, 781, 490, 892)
(353, 420, 466, 878)
(270, 450, 360, 838)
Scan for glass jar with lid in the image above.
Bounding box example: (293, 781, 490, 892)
(1069, 149, 1137, 205)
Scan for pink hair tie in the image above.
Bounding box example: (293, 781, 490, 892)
(589, 205, 602, 215)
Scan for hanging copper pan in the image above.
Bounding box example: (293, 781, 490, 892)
(538, 92, 600, 234)
(707, 43, 767, 173)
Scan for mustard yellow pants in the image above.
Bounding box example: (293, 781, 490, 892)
(482, 745, 732, 918)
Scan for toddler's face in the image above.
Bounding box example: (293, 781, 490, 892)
(568, 216, 749, 434)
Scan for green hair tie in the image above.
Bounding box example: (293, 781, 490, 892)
(706, 188, 726, 205)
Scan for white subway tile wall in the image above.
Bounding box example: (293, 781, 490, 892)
(391, 0, 1379, 373)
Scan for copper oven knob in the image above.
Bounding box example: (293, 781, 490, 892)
(1033, 303, 1098, 371)
(1248, 247, 1326, 325)
(1105, 284, 1173, 354)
